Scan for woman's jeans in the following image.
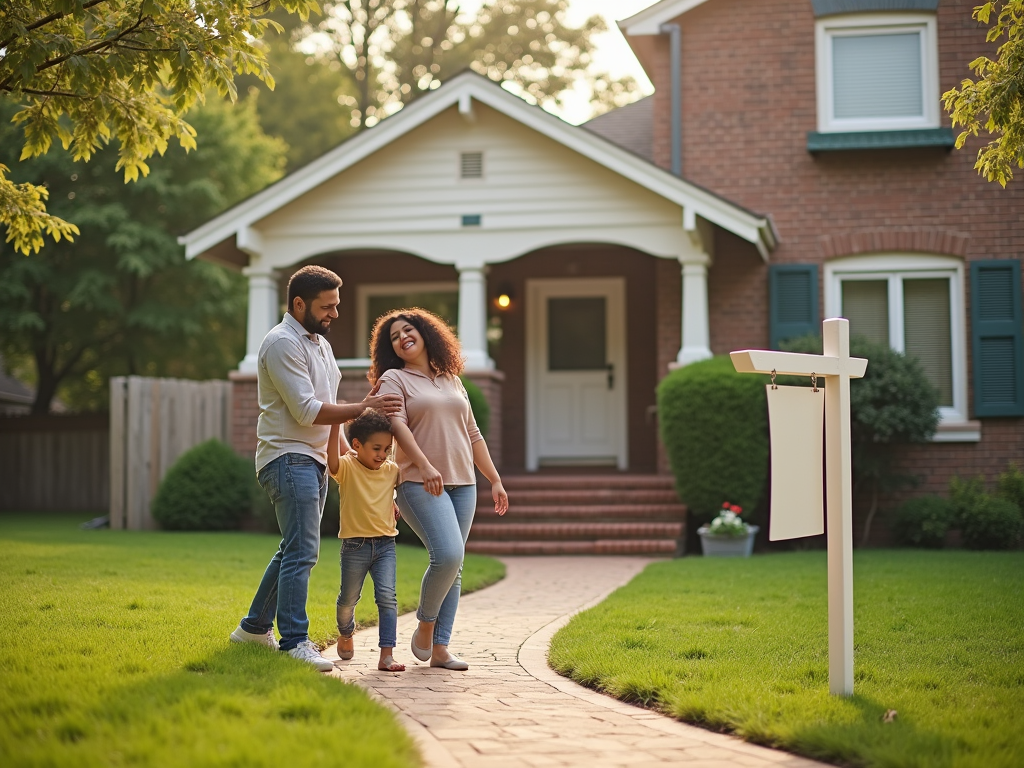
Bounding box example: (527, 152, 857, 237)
(395, 482, 476, 647)
(336, 536, 398, 649)
(240, 454, 327, 651)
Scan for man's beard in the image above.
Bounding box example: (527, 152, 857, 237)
(301, 311, 331, 336)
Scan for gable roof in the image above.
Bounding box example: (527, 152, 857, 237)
(180, 71, 775, 260)
(619, 0, 713, 35)
(581, 96, 654, 163)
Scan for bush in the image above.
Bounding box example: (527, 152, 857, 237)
(960, 496, 1024, 550)
(948, 474, 986, 525)
(461, 376, 490, 439)
(151, 439, 252, 530)
(656, 356, 768, 523)
(891, 496, 955, 548)
(996, 463, 1024, 515)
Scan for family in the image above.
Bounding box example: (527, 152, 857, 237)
(229, 265, 509, 672)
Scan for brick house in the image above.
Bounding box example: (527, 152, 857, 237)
(181, 0, 1023, 552)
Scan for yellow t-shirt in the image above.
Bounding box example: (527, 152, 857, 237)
(331, 452, 400, 538)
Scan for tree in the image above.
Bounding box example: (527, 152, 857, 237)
(943, 1, 1024, 186)
(300, 0, 640, 131)
(0, 95, 286, 413)
(0, 0, 317, 255)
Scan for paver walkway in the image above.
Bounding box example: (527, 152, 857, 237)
(324, 557, 830, 768)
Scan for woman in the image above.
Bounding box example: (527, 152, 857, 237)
(369, 308, 508, 671)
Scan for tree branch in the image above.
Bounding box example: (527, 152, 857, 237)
(0, 0, 112, 51)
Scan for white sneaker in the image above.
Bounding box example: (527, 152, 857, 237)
(229, 624, 280, 651)
(287, 640, 334, 672)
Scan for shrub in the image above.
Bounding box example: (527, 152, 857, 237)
(996, 463, 1024, 515)
(656, 356, 768, 524)
(948, 474, 986, 525)
(461, 376, 490, 439)
(960, 496, 1024, 550)
(151, 439, 252, 530)
(891, 496, 955, 548)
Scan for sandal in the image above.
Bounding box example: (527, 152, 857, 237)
(337, 637, 354, 661)
(378, 656, 406, 672)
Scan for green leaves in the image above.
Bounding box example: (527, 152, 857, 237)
(0, 0, 318, 254)
(943, 0, 1024, 186)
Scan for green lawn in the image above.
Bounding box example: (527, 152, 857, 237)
(549, 550, 1024, 768)
(0, 514, 505, 768)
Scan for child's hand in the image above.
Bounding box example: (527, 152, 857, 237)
(492, 480, 508, 516)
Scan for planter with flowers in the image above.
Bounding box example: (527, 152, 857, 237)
(697, 502, 759, 557)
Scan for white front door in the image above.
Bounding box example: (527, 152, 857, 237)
(526, 278, 628, 470)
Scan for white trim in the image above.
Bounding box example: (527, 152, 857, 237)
(824, 253, 968, 431)
(355, 281, 458, 357)
(179, 71, 774, 261)
(815, 13, 940, 133)
(620, 0, 712, 35)
(525, 278, 629, 471)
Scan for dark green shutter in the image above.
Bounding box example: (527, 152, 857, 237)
(770, 265, 819, 349)
(971, 260, 1024, 417)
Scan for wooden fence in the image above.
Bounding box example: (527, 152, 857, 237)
(0, 415, 109, 511)
(109, 376, 232, 530)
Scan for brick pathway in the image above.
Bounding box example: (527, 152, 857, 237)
(324, 557, 830, 768)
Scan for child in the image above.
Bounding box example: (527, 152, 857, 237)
(327, 409, 405, 672)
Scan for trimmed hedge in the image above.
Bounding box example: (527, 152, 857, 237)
(891, 496, 955, 548)
(151, 439, 252, 530)
(656, 356, 768, 523)
(461, 376, 490, 439)
(996, 463, 1024, 515)
(961, 496, 1024, 550)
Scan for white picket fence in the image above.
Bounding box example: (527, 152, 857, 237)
(109, 376, 232, 530)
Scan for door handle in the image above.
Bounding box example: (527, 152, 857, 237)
(607, 363, 614, 390)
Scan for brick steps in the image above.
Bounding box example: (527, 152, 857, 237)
(468, 473, 686, 556)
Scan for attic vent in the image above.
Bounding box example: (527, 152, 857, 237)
(460, 152, 483, 179)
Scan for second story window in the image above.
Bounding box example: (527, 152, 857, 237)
(815, 13, 939, 133)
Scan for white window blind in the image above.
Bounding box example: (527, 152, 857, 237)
(842, 280, 889, 345)
(904, 278, 953, 406)
(833, 32, 923, 120)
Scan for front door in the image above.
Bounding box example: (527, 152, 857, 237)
(526, 278, 628, 470)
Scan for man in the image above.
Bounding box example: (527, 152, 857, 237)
(229, 265, 402, 670)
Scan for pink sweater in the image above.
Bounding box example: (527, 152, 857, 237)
(376, 369, 483, 486)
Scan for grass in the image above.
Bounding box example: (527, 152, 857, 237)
(0, 513, 505, 768)
(548, 550, 1024, 768)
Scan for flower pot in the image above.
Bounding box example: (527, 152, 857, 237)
(697, 525, 759, 557)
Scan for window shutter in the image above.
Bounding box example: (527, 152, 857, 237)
(971, 260, 1024, 417)
(770, 265, 819, 349)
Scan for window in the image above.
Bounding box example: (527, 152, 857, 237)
(825, 255, 970, 430)
(356, 283, 459, 357)
(816, 13, 939, 133)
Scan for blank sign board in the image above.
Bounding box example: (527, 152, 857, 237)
(767, 385, 825, 541)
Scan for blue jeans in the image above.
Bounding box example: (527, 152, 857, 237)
(241, 454, 327, 651)
(395, 482, 476, 647)
(337, 536, 398, 649)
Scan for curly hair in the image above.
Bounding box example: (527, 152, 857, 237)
(345, 409, 393, 446)
(368, 308, 464, 384)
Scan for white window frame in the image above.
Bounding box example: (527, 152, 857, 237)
(355, 281, 459, 357)
(824, 254, 973, 436)
(815, 13, 940, 133)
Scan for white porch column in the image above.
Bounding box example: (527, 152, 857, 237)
(676, 260, 712, 366)
(240, 267, 279, 373)
(457, 266, 494, 371)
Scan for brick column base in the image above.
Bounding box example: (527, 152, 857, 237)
(463, 369, 505, 471)
(228, 372, 259, 459)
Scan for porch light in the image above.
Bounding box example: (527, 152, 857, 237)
(494, 283, 514, 310)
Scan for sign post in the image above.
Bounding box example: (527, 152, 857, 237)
(730, 318, 867, 696)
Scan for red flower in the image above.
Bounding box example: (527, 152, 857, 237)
(722, 502, 731, 509)
(730, 505, 742, 514)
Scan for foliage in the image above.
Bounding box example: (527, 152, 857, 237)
(0, 514, 504, 767)
(891, 495, 956, 548)
(0, 95, 285, 412)
(780, 335, 940, 545)
(549, 550, 1024, 768)
(657, 356, 769, 524)
(299, 0, 641, 131)
(151, 440, 252, 530)
(0, 0, 317, 254)
(949, 473, 988, 523)
(996, 462, 1024, 513)
(461, 375, 490, 439)
(700, 502, 751, 538)
(943, 1, 1024, 186)
(960, 496, 1024, 550)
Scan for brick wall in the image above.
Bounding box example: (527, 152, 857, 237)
(463, 369, 504, 470)
(228, 372, 258, 459)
